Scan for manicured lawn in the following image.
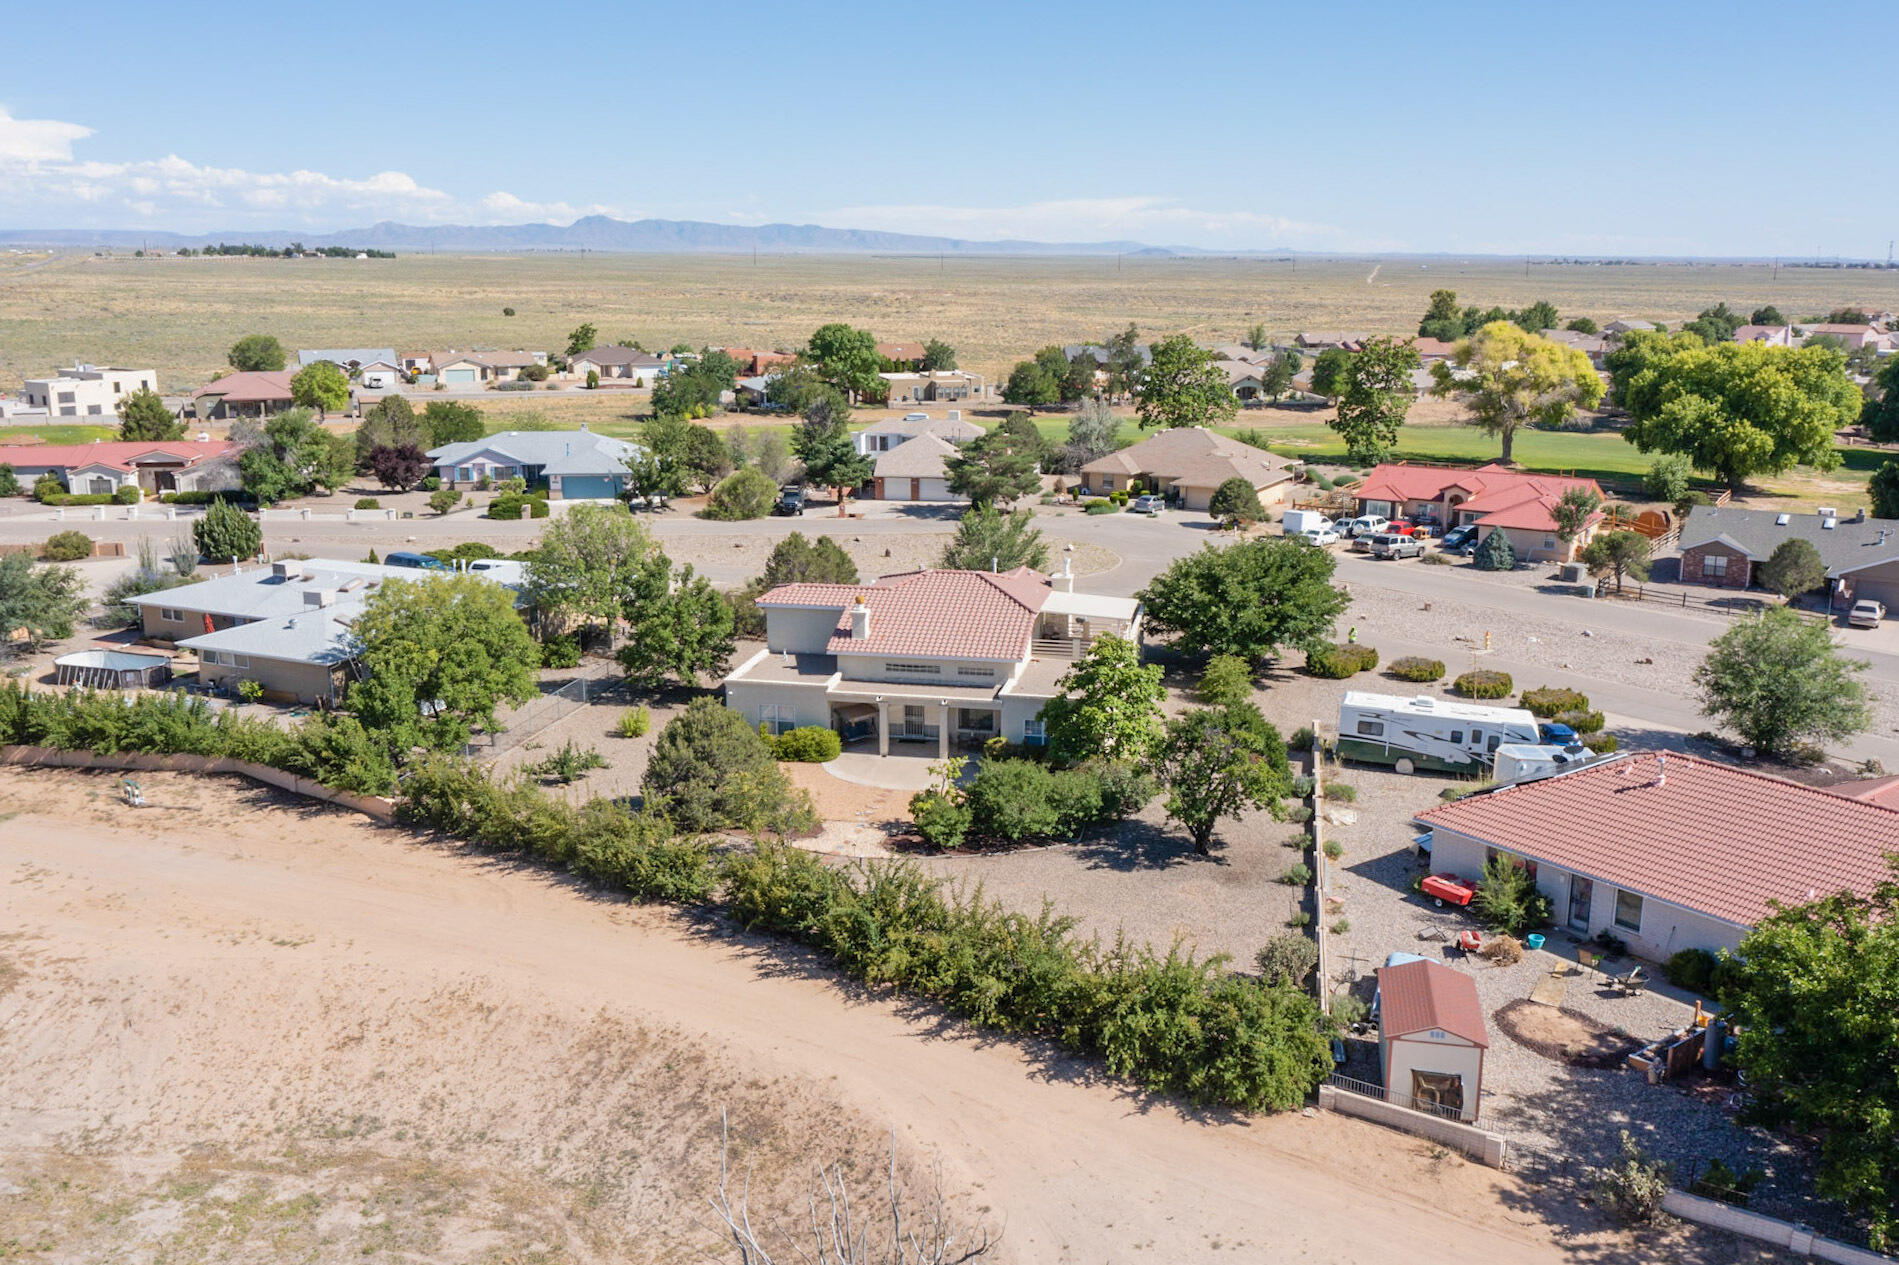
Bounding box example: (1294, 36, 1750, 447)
(0, 423, 119, 446)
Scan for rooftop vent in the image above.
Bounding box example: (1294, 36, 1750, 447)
(1824, 517, 1838, 530)
(1819, 506, 1838, 518)
(1414, 696, 1435, 708)
(1775, 513, 1790, 525)
(302, 588, 335, 608)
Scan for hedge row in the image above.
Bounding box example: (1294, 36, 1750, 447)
(767, 725, 842, 762)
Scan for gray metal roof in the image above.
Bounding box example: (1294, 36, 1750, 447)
(297, 348, 396, 367)
(127, 560, 407, 621)
(427, 428, 640, 477)
(180, 613, 361, 666)
(1679, 504, 1899, 577)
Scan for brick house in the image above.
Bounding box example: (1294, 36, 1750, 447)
(1678, 504, 1899, 608)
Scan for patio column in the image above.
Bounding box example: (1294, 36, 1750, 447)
(939, 703, 951, 758)
(877, 701, 889, 756)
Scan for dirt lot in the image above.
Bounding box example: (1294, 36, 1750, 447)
(0, 766, 1785, 1264)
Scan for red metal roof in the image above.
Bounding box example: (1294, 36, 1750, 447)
(1377, 959, 1488, 1047)
(0, 440, 233, 472)
(1417, 753, 1899, 927)
(756, 568, 1052, 661)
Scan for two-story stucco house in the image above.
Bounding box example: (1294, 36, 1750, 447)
(721, 563, 1142, 756)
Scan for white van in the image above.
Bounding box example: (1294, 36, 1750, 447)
(1282, 510, 1333, 537)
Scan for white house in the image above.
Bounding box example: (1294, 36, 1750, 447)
(1414, 751, 1899, 961)
(427, 426, 641, 499)
(297, 348, 397, 373)
(1376, 959, 1488, 1123)
(853, 414, 983, 457)
(358, 359, 403, 390)
(22, 365, 159, 417)
(721, 564, 1142, 756)
(872, 432, 961, 502)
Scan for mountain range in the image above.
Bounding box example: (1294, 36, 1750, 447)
(0, 216, 1219, 256)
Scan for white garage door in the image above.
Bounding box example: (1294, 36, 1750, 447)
(443, 368, 477, 385)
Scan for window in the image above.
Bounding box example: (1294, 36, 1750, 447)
(457, 466, 473, 482)
(1704, 554, 1728, 578)
(884, 662, 940, 676)
(1614, 889, 1644, 933)
(1355, 719, 1385, 737)
(1449, 729, 1464, 744)
(57, 391, 74, 404)
(87, 404, 102, 415)
(956, 666, 995, 679)
(1468, 728, 1482, 746)
(1543, 536, 1556, 550)
(1023, 719, 1046, 747)
(1100, 476, 1115, 490)
(201, 651, 222, 666)
(758, 704, 794, 736)
(232, 654, 250, 669)
(159, 607, 183, 622)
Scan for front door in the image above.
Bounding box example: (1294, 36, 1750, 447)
(1568, 876, 1594, 933)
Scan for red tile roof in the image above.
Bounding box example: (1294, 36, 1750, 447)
(1377, 959, 1487, 1047)
(1417, 753, 1899, 927)
(1, 440, 233, 472)
(757, 568, 1052, 661)
(1354, 463, 1603, 534)
(1832, 774, 1899, 811)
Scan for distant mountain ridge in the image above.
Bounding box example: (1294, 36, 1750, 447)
(0, 215, 1217, 256)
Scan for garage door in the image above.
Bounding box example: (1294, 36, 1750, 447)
(1854, 577, 1899, 607)
(443, 368, 477, 385)
(560, 476, 617, 500)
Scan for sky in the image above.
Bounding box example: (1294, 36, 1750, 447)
(0, 0, 1889, 258)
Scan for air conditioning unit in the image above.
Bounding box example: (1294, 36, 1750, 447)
(1559, 561, 1587, 583)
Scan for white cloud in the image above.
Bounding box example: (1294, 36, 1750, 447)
(0, 108, 622, 229)
(812, 196, 1352, 250)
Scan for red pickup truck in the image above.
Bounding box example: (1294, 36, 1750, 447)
(1421, 872, 1479, 908)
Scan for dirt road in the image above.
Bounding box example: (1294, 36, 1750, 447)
(0, 769, 1771, 1263)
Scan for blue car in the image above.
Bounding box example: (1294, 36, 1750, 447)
(385, 550, 450, 572)
(1538, 721, 1579, 746)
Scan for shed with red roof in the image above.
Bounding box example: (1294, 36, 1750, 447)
(1376, 959, 1488, 1122)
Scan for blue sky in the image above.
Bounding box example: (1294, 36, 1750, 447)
(0, 0, 1888, 257)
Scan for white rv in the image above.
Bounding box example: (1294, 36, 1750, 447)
(1336, 692, 1540, 774)
(1493, 742, 1597, 784)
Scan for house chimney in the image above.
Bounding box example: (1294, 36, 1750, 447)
(849, 595, 870, 640)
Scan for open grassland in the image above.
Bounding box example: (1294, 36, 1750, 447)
(6, 249, 1899, 391)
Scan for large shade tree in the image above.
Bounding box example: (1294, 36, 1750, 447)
(1693, 606, 1870, 757)
(525, 503, 662, 637)
(1040, 634, 1165, 765)
(1329, 336, 1422, 463)
(1430, 322, 1604, 464)
(1140, 538, 1349, 664)
(1135, 335, 1237, 431)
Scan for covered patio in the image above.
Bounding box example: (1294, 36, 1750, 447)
(829, 680, 1005, 758)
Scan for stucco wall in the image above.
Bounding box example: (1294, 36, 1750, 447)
(766, 606, 847, 654)
(723, 679, 836, 731)
(835, 652, 1016, 686)
(197, 656, 341, 706)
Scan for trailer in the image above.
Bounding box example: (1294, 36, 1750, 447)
(1336, 691, 1540, 774)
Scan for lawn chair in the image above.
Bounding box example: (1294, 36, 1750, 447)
(121, 777, 146, 808)
(1573, 947, 1602, 980)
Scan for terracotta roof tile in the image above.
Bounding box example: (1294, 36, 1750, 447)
(1377, 959, 1487, 1047)
(1417, 753, 1899, 927)
(757, 569, 1052, 662)
(2, 440, 234, 472)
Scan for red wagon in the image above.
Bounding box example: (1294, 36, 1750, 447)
(1421, 872, 1479, 908)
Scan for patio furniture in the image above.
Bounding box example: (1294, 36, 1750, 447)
(1457, 929, 1484, 954)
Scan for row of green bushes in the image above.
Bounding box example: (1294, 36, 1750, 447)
(160, 490, 256, 506)
(765, 725, 843, 762)
(1082, 498, 1117, 515)
(909, 757, 1152, 849)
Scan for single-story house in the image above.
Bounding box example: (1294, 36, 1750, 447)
(1079, 426, 1299, 512)
(1376, 959, 1488, 1123)
(190, 371, 296, 420)
(872, 432, 960, 501)
(357, 359, 403, 390)
(720, 348, 797, 377)
(130, 557, 524, 705)
(570, 346, 667, 385)
(1063, 343, 1152, 368)
(1732, 324, 1793, 347)
(1296, 331, 1370, 350)
(1414, 751, 1899, 961)
(427, 426, 641, 499)
(6, 440, 239, 495)
(398, 351, 433, 375)
(1602, 319, 1655, 337)
(876, 341, 928, 370)
(433, 351, 543, 385)
(722, 563, 1142, 756)
(1210, 344, 1274, 365)
(297, 348, 396, 372)
(1216, 359, 1267, 400)
(1678, 503, 1899, 607)
(854, 414, 983, 456)
(1800, 323, 1888, 351)
(1411, 337, 1458, 361)
(1537, 328, 1607, 365)
(878, 370, 984, 404)
(1351, 463, 1606, 562)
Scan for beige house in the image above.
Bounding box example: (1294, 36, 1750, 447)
(1376, 960, 1488, 1123)
(872, 432, 960, 501)
(722, 565, 1142, 756)
(1079, 426, 1298, 512)
(878, 370, 985, 403)
(23, 365, 158, 417)
(189, 370, 296, 420)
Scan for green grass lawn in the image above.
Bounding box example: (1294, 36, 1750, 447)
(0, 423, 119, 446)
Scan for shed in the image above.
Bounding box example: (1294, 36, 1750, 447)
(1375, 959, 1488, 1122)
(54, 648, 174, 690)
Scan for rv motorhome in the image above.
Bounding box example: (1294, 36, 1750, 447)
(1336, 691, 1540, 774)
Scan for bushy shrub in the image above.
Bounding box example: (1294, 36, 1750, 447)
(770, 725, 842, 763)
(112, 485, 141, 505)
(641, 698, 817, 835)
(540, 634, 581, 668)
(1664, 947, 1724, 994)
(421, 475, 442, 492)
(32, 473, 63, 502)
(41, 530, 93, 561)
(1291, 775, 1315, 797)
(1256, 933, 1318, 987)
(527, 740, 608, 783)
(529, 497, 550, 519)
(1279, 862, 1313, 886)
(354, 497, 381, 510)
(1288, 725, 1317, 751)
(702, 466, 777, 521)
(1306, 643, 1377, 678)
(1471, 528, 1516, 571)
(193, 498, 261, 562)
(1084, 498, 1117, 515)
(1388, 656, 1445, 682)
(615, 705, 652, 738)
(487, 492, 526, 520)
(1592, 1132, 1673, 1226)
(1325, 783, 1356, 802)
(1553, 708, 1606, 734)
(1420, 551, 1454, 566)
(0, 464, 17, 497)
(946, 756, 1149, 844)
(1322, 838, 1343, 860)
(1520, 686, 1590, 717)
(1452, 670, 1513, 699)
(1474, 851, 1552, 937)
(1591, 732, 1620, 753)
(909, 788, 971, 849)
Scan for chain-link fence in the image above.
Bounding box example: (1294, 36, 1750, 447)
(462, 671, 593, 759)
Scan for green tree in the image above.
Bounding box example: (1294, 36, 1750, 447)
(1140, 538, 1349, 664)
(1135, 334, 1238, 430)
(1694, 606, 1870, 757)
(0, 553, 86, 651)
(1514, 300, 1560, 332)
(428, 487, 462, 515)
(116, 386, 182, 441)
(1431, 323, 1604, 464)
(761, 533, 858, 587)
(354, 394, 427, 469)
(702, 466, 778, 520)
(1208, 476, 1265, 526)
(1720, 871, 1899, 1244)
(1471, 528, 1516, 571)
(1060, 351, 1099, 403)
(1759, 537, 1827, 600)
(1258, 350, 1296, 402)
(1195, 654, 1254, 709)
(1308, 347, 1352, 401)
(1682, 302, 1746, 343)
(993, 410, 1055, 471)
(1329, 336, 1421, 463)
(1040, 634, 1165, 765)
(920, 339, 957, 371)
(1244, 323, 1269, 351)
(650, 350, 739, 420)
(1604, 328, 1698, 408)
(1864, 357, 1899, 444)
(1065, 397, 1123, 468)
(237, 409, 352, 503)
(641, 697, 810, 834)
(350, 574, 539, 751)
(289, 361, 349, 419)
(806, 323, 882, 401)
(1566, 317, 1599, 335)
(1623, 340, 1859, 490)
(566, 323, 598, 356)
(1550, 486, 1602, 543)
(1643, 452, 1694, 505)
(1002, 358, 1060, 407)
(191, 498, 261, 562)
(1579, 530, 1650, 594)
(227, 334, 286, 372)
(618, 560, 736, 686)
(0, 464, 18, 497)
(422, 400, 485, 446)
(1157, 703, 1291, 854)
(1750, 305, 1785, 326)
(1418, 288, 1463, 342)
(937, 506, 1050, 572)
(791, 398, 872, 515)
(1872, 460, 1899, 520)
(945, 428, 1042, 508)
(525, 503, 661, 636)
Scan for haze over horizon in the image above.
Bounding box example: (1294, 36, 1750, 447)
(1, 0, 1891, 259)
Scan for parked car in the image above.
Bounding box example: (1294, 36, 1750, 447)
(1282, 510, 1333, 537)
(385, 550, 450, 572)
(1299, 526, 1341, 547)
(1129, 494, 1166, 515)
(772, 486, 806, 516)
(1849, 598, 1887, 628)
(1341, 514, 1389, 539)
(1440, 525, 1478, 552)
(1537, 721, 1579, 746)
(1368, 532, 1426, 559)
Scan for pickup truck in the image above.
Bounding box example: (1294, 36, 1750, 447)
(1368, 532, 1426, 559)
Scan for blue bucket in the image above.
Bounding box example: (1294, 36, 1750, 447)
(1525, 933, 1546, 951)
